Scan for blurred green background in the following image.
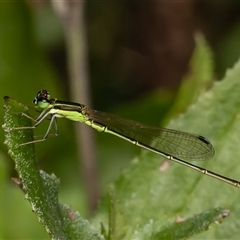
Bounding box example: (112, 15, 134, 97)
(1, 1, 240, 239)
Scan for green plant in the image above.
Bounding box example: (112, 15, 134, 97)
(3, 37, 240, 239)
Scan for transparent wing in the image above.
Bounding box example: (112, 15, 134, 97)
(88, 109, 214, 161)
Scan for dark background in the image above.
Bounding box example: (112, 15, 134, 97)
(1, 1, 240, 238)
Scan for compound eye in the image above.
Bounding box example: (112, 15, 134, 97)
(32, 90, 51, 108)
(37, 99, 50, 109)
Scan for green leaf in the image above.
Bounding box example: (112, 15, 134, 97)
(2, 97, 103, 240)
(164, 33, 214, 123)
(95, 59, 240, 239)
(107, 187, 127, 240)
(4, 40, 240, 239)
(151, 208, 229, 240)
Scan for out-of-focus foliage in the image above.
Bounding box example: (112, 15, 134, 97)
(94, 57, 240, 239)
(4, 40, 240, 238)
(1, 1, 240, 239)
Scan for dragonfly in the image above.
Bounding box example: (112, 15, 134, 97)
(15, 90, 240, 188)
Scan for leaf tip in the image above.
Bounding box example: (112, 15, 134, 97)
(3, 96, 11, 102)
